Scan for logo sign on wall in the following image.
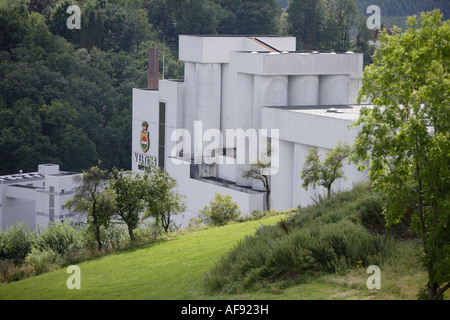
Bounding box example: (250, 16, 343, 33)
(140, 121, 150, 153)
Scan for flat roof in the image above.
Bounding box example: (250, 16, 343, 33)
(0, 171, 79, 184)
(0, 172, 44, 183)
(179, 34, 294, 38)
(264, 105, 372, 121)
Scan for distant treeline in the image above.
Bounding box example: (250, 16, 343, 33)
(355, 0, 449, 19)
(0, 0, 447, 176)
(276, 0, 449, 19)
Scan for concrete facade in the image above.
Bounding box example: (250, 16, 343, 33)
(132, 35, 368, 227)
(0, 164, 82, 230)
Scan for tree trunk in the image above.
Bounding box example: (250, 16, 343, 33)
(263, 175, 270, 212)
(432, 282, 450, 300)
(95, 225, 102, 251)
(93, 209, 102, 251)
(428, 280, 439, 300)
(128, 226, 135, 243)
(162, 212, 170, 233)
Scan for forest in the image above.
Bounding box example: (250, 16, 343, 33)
(277, 0, 449, 18)
(0, 0, 448, 175)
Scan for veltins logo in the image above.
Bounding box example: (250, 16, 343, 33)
(140, 122, 150, 153)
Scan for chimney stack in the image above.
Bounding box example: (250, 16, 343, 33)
(148, 47, 159, 90)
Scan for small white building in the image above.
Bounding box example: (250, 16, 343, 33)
(0, 164, 82, 231)
(132, 35, 368, 227)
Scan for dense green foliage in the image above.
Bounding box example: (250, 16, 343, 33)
(1, 1, 447, 175)
(140, 165, 186, 233)
(0, 1, 182, 175)
(197, 193, 241, 226)
(0, 5, 142, 174)
(0, 222, 35, 264)
(301, 142, 352, 197)
(0, 219, 165, 280)
(24, 247, 58, 275)
(354, 0, 449, 19)
(203, 185, 401, 294)
(354, 10, 449, 300)
(277, 0, 449, 19)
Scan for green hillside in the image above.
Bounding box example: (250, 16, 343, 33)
(0, 187, 438, 300)
(0, 215, 286, 300)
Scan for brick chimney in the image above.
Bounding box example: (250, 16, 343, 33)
(148, 47, 159, 90)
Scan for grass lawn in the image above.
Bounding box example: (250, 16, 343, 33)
(0, 215, 287, 300)
(0, 213, 435, 300)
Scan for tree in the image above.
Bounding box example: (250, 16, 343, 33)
(0, 99, 57, 174)
(217, 0, 282, 35)
(141, 165, 186, 233)
(0, 4, 149, 175)
(108, 169, 146, 242)
(198, 193, 241, 226)
(243, 159, 272, 212)
(353, 10, 449, 300)
(326, 0, 359, 52)
(301, 142, 353, 197)
(78, 0, 154, 53)
(287, 0, 328, 49)
(66, 166, 115, 251)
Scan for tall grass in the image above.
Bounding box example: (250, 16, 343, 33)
(0, 220, 164, 282)
(203, 185, 397, 294)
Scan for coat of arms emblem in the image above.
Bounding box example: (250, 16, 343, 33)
(140, 122, 150, 153)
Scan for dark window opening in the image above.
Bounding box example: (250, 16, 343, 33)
(159, 102, 166, 169)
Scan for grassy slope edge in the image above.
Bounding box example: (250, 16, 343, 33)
(0, 186, 439, 300)
(0, 215, 286, 300)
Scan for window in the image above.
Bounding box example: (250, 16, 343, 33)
(159, 102, 166, 169)
(49, 193, 55, 207)
(49, 186, 55, 222)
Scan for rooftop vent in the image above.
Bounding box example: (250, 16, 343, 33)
(327, 108, 344, 114)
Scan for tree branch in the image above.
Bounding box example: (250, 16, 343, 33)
(434, 282, 450, 300)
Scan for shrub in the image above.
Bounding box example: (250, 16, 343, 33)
(203, 187, 396, 294)
(356, 193, 386, 234)
(25, 247, 59, 275)
(134, 221, 164, 242)
(101, 223, 130, 249)
(0, 223, 35, 264)
(35, 222, 86, 255)
(0, 259, 14, 281)
(198, 194, 241, 226)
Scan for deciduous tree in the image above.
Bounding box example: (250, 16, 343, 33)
(287, 0, 328, 49)
(108, 169, 146, 242)
(66, 166, 115, 251)
(243, 159, 272, 212)
(353, 10, 449, 300)
(301, 142, 352, 198)
(141, 165, 186, 233)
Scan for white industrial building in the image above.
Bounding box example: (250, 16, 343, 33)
(0, 164, 82, 230)
(132, 35, 368, 226)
